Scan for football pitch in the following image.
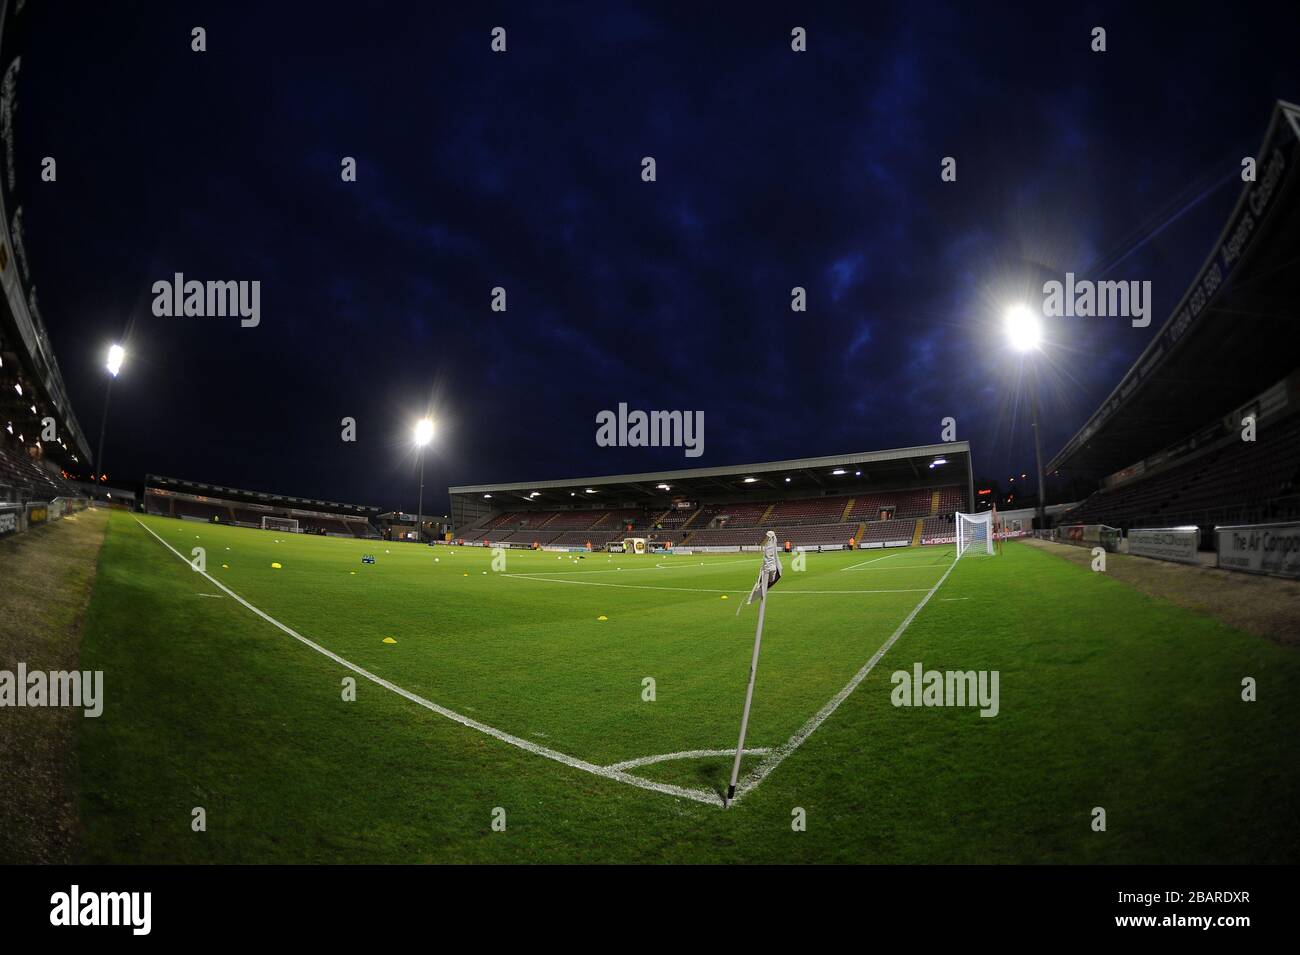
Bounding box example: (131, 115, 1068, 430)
(74, 512, 1299, 863)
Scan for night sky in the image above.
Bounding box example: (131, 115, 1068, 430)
(13, 1, 1300, 513)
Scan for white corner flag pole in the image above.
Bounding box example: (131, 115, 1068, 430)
(726, 569, 768, 807)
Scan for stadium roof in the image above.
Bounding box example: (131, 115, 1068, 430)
(450, 441, 972, 506)
(1048, 100, 1300, 478)
(145, 475, 380, 516)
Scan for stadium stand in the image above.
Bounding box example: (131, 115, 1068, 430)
(767, 495, 851, 525)
(448, 445, 975, 552)
(1061, 403, 1300, 531)
(1050, 102, 1300, 541)
(0, 19, 93, 531)
(0, 438, 81, 503)
(144, 476, 380, 538)
(0, 265, 90, 522)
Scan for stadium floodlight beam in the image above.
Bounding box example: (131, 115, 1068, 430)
(414, 418, 434, 544)
(1004, 306, 1048, 531)
(1004, 304, 1042, 352)
(106, 344, 126, 377)
(95, 343, 126, 496)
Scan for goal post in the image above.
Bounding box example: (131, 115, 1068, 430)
(261, 515, 299, 533)
(955, 511, 994, 557)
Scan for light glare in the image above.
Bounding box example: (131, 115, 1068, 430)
(1004, 305, 1042, 352)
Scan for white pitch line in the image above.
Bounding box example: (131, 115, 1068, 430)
(729, 555, 961, 806)
(840, 551, 905, 571)
(509, 558, 754, 577)
(499, 574, 929, 596)
(133, 519, 720, 807)
(607, 747, 772, 772)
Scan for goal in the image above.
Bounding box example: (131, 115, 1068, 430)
(955, 511, 994, 557)
(261, 515, 299, 533)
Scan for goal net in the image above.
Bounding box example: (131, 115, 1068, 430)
(261, 515, 299, 533)
(955, 511, 994, 557)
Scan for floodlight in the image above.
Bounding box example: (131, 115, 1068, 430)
(106, 344, 126, 377)
(831, 468, 846, 476)
(1004, 304, 1042, 352)
(414, 418, 434, 447)
(743, 477, 757, 483)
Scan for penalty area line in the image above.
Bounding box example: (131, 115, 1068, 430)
(133, 519, 720, 808)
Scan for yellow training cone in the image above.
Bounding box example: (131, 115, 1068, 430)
(222, 564, 229, 569)
(271, 562, 282, 569)
(382, 637, 397, 644)
(597, 615, 608, 621)
(720, 594, 728, 600)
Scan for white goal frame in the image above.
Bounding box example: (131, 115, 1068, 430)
(261, 515, 299, 533)
(955, 511, 994, 557)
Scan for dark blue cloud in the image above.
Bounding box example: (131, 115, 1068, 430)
(14, 0, 1300, 511)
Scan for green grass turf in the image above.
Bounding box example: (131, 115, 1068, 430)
(74, 511, 1300, 862)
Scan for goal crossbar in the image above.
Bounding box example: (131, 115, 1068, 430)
(955, 511, 994, 557)
(261, 515, 299, 533)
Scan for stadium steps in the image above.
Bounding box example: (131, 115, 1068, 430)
(855, 521, 867, 544)
(538, 512, 561, 528)
(910, 519, 923, 546)
(758, 502, 776, 524)
(929, 490, 940, 514)
(840, 498, 856, 522)
(681, 507, 703, 529)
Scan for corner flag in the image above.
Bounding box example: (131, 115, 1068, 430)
(726, 531, 783, 806)
(736, 529, 782, 614)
